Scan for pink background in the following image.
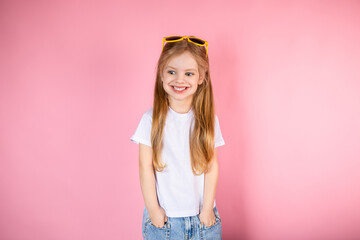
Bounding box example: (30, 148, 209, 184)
(1, 1, 360, 239)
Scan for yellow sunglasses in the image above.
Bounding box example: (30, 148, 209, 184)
(162, 35, 209, 57)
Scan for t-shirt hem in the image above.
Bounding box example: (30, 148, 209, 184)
(165, 202, 217, 217)
(166, 209, 200, 217)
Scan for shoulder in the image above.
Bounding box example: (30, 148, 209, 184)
(214, 114, 223, 128)
(144, 107, 153, 118)
(214, 114, 220, 123)
(140, 107, 153, 123)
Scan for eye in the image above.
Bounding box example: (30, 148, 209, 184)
(167, 70, 175, 75)
(186, 72, 194, 76)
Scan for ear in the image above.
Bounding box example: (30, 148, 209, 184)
(198, 75, 204, 85)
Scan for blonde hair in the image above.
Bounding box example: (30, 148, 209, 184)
(151, 37, 215, 175)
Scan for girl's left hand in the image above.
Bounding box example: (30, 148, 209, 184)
(199, 208, 216, 227)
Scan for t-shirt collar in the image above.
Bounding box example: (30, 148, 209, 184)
(168, 106, 194, 120)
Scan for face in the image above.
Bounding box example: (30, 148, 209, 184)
(161, 51, 203, 108)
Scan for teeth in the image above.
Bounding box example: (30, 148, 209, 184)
(173, 86, 186, 91)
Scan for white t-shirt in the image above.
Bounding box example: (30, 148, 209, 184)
(130, 106, 225, 217)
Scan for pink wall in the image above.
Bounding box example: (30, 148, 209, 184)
(1, 1, 360, 239)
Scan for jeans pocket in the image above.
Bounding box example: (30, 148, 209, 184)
(200, 214, 221, 230)
(199, 214, 222, 239)
(146, 217, 169, 230)
(144, 218, 171, 240)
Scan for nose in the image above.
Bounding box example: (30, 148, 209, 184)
(175, 74, 186, 83)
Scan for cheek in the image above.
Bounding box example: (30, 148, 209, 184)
(192, 78, 201, 85)
(191, 84, 199, 92)
(162, 75, 171, 84)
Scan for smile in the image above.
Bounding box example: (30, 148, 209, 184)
(172, 86, 188, 93)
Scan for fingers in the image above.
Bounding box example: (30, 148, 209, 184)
(201, 219, 216, 227)
(207, 221, 215, 227)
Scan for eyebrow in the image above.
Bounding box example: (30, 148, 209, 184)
(166, 66, 197, 71)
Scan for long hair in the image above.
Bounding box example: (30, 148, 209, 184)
(151, 37, 215, 175)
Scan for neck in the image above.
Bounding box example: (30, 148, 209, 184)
(168, 100, 192, 114)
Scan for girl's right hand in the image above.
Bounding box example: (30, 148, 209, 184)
(148, 206, 168, 228)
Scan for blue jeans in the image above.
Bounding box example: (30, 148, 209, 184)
(142, 206, 222, 240)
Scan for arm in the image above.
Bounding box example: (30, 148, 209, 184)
(139, 143, 159, 211)
(202, 148, 219, 211)
(199, 148, 219, 226)
(139, 143, 167, 227)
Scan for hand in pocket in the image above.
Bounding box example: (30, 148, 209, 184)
(148, 206, 168, 228)
(199, 208, 216, 227)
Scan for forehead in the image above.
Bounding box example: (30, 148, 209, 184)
(165, 51, 198, 70)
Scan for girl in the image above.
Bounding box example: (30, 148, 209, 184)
(130, 35, 225, 240)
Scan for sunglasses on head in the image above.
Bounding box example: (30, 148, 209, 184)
(162, 35, 209, 57)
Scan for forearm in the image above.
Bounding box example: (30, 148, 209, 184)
(202, 151, 219, 212)
(139, 164, 160, 211)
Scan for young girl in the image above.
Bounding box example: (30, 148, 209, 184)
(130, 35, 225, 240)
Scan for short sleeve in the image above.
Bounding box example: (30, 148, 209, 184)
(130, 112, 152, 147)
(214, 115, 225, 148)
